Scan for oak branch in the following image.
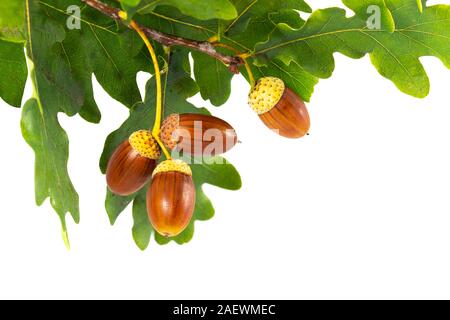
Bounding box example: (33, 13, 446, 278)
(81, 0, 245, 73)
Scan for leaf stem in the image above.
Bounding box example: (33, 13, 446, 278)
(62, 228, 71, 250)
(243, 60, 256, 88)
(212, 43, 256, 88)
(130, 20, 171, 160)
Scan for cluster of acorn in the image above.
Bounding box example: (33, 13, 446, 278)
(106, 77, 310, 237)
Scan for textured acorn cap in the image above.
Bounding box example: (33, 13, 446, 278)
(129, 130, 161, 160)
(248, 77, 285, 115)
(153, 159, 192, 177)
(160, 114, 180, 149)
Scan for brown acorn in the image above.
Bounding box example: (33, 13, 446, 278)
(106, 130, 161, 196)
(249, 77, 310, 138)
(147, 159, 195, 237)
(160, 113, 238, 157)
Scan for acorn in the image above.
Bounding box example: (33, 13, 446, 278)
(249, 77, 310, 138)
(106, 130, 161, 196)
(160, 113, 238, 157)
(147, 159, 195, 237)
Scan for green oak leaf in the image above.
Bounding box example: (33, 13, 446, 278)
(192, 52, 234, 106)
(36, 0, 101, 123)
(228, 10, 306, 50)
(253, 0, 450, 98)
(118, 28, 146, 58)
(131, 190, 151, 249)
(21, 98, 79, 248)
(0, 39, 27, 108)
(78, 25, 146, 108)
(221, 0, 311, 40)
(59, 31, 101, 123)
(105, 188, 137, 225)
(101, 50, 241, 249)
(342, 0, 395, 32)
(0, 0, 25, 41)
(135, 0, 238, 21)
(232, 0, 312, 16)
(39, 0, 149, 110)
(246, 60, 318, 103)
(23, 0, 84, 246)
(121, 0, 141, 7)
(136, 6, 216, 41)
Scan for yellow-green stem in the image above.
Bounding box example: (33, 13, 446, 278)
(243, 59, 256, 88)
(212, 42, 256, 88)
(129, 19, 172, 160)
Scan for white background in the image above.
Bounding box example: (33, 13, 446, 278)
(1, 1, 450, 300)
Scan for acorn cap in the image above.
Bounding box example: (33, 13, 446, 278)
(160, 114, 180, 149)
(129, 130, 161, 160)
(248, 77, 285, 115)
(152, 159, 192, 177)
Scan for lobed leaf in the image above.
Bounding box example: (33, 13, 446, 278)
(59, 31, 101, 123)
(40, 0, 148, 110)
(192, 52, 234, 106)
(21, 98, 79, 247)
(23, 0, 83, 244)
(253, 0, 450, 98)
(222, 0, 311, 36)
(227, 9, 306, 50)
(342, 0, 396, 32)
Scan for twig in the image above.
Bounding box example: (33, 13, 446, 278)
(81, 0, 245, 73)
